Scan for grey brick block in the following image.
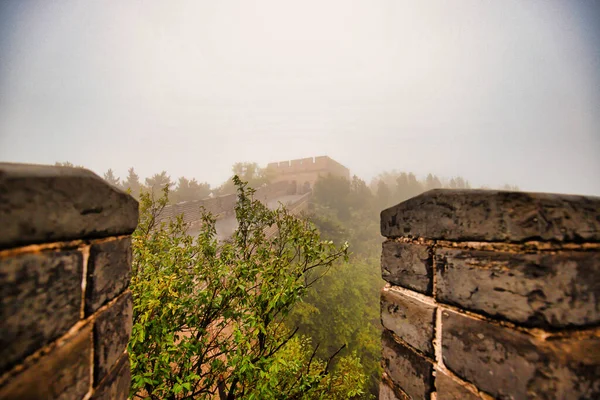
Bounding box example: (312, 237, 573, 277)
(91, 352, 131, 400)
(381, 189, 600, 243)
(381, 288, 436, 356)
(382, 241, 433, 294)
(85, 237, 132, 315)
(435, 248, 600, 328)
(0, 249, 83, 374)
(382, 330, 433, 400)
(442, 309, 600, 399)
(94, 291, 133, 384)
(0, 163, 138, 249)
(0, 324, 92, 400)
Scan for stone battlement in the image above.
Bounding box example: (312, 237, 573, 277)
(0, 163, 138, 399)
(379, 189, 600, 399)
(266, 156, 350, 193)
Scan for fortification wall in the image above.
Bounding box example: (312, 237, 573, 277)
(266, 156, 350, 191)
(159, 180, 295, 228)
(0, 163, 138, 400)
(379, 189, 600, 399)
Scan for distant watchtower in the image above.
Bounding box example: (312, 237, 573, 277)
(266, 156, 350, 194)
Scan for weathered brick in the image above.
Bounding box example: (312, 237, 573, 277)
(94, 291, 133, 384)
(85, 237, 132, 315)
(0, 324, 92, 399)
(434, 368, 483, 400)
(382, 330, 433, 400)
(0, 163, 138, 249)
(381, 288, 436, 356)
(442, 309, 600, 399)
(0, 249, 83, 374)
(91, 352, 131, 400)
(382, 241, 432, 294)
(435, 248, 600, 328)
(381, 189, 600, 243)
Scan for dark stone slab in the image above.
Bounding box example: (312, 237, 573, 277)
(0, 249, 83, 374)
(382, 330, 434, 400)
(91, 352, 131, 400)
(0, 163, 138, 249)
(85, 238, 132, 315)
(382, 241, 433, 294)
(442, 309, 600, 399)
(435, 368, 482, 400)
(381, 189, 600, 243)
(0, 324, 92, 400)
(381, 289, 436, 356)
(435, 248, 600, 329)
(94, 291, 133, 384)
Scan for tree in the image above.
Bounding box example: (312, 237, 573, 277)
(128, 177, 366, 399)
(375, 180, 391, 210)
(171, 177, 211, 203)
(123, 167, 143, 199)
(103, 169, 121, 187)
(145, 171, 174, 199)
(395, 172, 422, 202)
(55, 161, 84, 168)
(424, 174, 443, 191)
(312, 174, 352, 219)
(217, 163, 271, 195)
(501, 184, 520, 191)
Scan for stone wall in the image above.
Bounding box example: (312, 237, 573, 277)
(379, 189, 600, 399)
(0, 163, 138, 399)
(159, 180, 295, 227)
(266, 156, 350, 191)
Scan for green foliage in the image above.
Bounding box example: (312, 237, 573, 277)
(129, 177, 366, 399)
(171, 177, 211, 203)
(145, 171, 174, 199)
(216, 162, 271, 195)
(103, 168, 121, 187)
(291, 174, 383, 397)
(123, 167, 144, 199)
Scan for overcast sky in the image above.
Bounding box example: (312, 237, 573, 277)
(1, 1, 599, 195)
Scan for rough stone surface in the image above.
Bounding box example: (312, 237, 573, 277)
(0, 324, 92, 400)
(0, 249, 83, 374)
(381, 288, 436, 355)
(379, 380, 408, 400)
(435, 368, 483, 400)
(85, 238, 132, 315)
(382, 330, 433, 400)
(382, 241, 433, 294)
(442, 309, 600, 399)
(381, 189, 600, 243)
(435, 248, 600, 328)
(94, 291, 133, 384)
(91, 352, 131, 400)
(0, 163, 138, 249)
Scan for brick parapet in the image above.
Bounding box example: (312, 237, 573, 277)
(379, 189, 600, 399)
(0, 163, 138, 400)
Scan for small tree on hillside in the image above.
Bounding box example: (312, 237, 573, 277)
(171, 177, 211, 203)
(129, 177, 366, 399)
(217, 162, 271, 195)
(145, 171, 174, 199)
(103, 168, 121, 187)
(123, 167, 143, 199)
(55, 161, 85, 168)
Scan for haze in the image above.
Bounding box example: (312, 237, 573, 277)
(1, 0, 599, 195)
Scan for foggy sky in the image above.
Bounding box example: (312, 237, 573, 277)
(1, 0, 599, 195)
